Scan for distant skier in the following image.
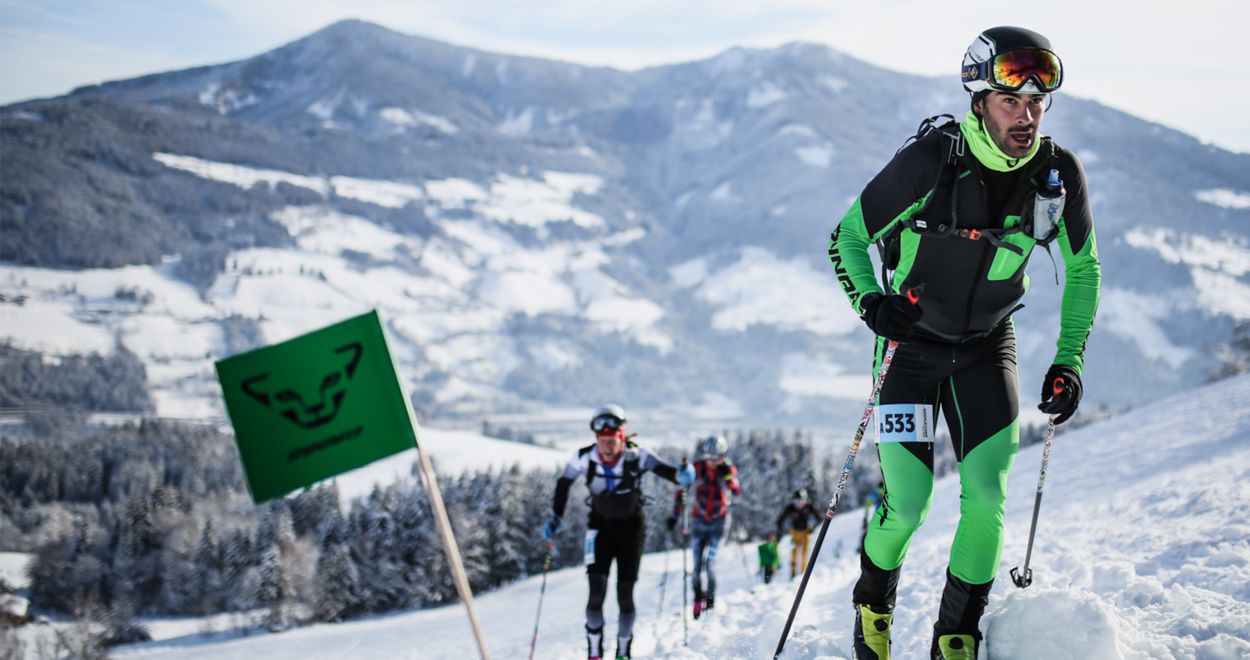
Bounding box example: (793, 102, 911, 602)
(859, 481, 885, 554)
(668, 434, 740, 619)
(543, 405, 693, 660)
(827, 25, 1100, 659)
(758, 532, 782, 584)
(775, 488, 820, 579)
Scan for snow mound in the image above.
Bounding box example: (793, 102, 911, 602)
(987, 588, 1123, 659)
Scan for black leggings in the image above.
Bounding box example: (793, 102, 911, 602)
(857, 321, 1020, 606)
(586, 516, 644, 639)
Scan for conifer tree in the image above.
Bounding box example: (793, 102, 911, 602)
(256, 545, 289, 632)
(313, 522, 361, 623)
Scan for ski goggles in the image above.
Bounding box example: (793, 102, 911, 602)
(963, 48, 1063, 93)
(590, 414, 625, 432)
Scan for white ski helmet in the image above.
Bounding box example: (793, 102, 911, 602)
(695, 435, 728, 461)
(589, 404, 626, 431)
(961, 26, 1063, 97)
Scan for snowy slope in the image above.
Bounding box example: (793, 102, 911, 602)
(111, 373, 1250, 659)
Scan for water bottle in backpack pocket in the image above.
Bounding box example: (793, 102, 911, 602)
(1027, 168, 1065, 243)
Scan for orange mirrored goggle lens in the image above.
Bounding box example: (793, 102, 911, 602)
(989, 48, 1062, 92)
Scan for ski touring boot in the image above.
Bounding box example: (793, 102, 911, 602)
(692, 598, 704, 620)
(704, 594, 715, 613)
(615, 635, 632, 660)
(586, 624, 604, 660)
(931, 632, 979, 660)
(931, 568, 989, 659)
(852, 603, 893, 660)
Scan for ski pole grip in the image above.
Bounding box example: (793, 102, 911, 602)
(905, 283, 925, 306)
(1052, 377, 1065, 396)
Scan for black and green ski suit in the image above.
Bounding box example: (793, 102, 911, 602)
(828, 112, 1101, 630)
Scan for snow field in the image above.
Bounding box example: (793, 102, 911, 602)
(113, 375, 1250, 659)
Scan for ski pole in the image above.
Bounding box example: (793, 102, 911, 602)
(527, 540, 555, 660)
(680, 485, 690, 646)
(656, 535, 672, 619)
(773, 286, 920, 658)
(1011, 413, 1059, 588)
(733, 525, 756, 589)
(772, 337, 904, 658)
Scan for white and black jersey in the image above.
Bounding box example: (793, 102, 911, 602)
(552, 441, 680, 523)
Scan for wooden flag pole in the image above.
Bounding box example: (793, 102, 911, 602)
(411, 424, 491, 659)
(383, 316, 490, 660)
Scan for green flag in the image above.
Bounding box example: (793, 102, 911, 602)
(215, 310, 417, 503)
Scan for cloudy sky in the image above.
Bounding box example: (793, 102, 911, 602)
(2, 0, 1248, 153)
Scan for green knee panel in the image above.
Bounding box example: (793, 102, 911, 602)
(864, 442, 932, 571)
(865, 420, 1018, 582)
(951, 421, 1018, 583)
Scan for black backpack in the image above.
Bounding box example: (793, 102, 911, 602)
(875, 114, 1061, 289)
(585, 443, 645, 521)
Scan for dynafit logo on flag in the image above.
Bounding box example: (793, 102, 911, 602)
(240, 342, 363, 429)
(216, 311, 418, 503)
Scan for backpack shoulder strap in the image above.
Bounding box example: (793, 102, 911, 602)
(897, 114, 961, 161)
(585, 443, 643, 488)
(877, 115, 966, 289)
(624, 443, 641, 475)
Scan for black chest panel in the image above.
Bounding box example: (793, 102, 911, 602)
(982, 168, 1028, 225)
(587, 449, 645, 521)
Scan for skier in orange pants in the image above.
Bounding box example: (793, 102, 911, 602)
(775, 489, 819, 578)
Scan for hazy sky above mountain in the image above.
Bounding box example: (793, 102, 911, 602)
(2, 0, 1247, 153)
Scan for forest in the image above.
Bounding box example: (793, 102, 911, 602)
(0, 416, 916, 643)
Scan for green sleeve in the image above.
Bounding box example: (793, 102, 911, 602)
(1053, 223, 1101, 373)
(828, 196, 886, 313)
(829, 134, 942, 314)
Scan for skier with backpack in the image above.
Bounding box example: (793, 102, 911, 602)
(543, 405, 694, 660)
(667, 435, 740, 619)
(827, 26, 1101, 659)
(775, 488, 820, 579)
(859, 481, 885, 554)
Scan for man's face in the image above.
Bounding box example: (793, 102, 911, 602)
(596, 430, 625, 462)
(976, 91, 1047, 158)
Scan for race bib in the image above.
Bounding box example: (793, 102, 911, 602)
(583, 529, 598, 565)
(875, 404, 934, 443)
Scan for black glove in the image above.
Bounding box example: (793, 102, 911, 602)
(1038, 364, 1082, 424)
(860, 293, 923, 343)
(666, 516, 678, 531)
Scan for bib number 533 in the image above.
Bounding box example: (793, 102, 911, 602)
(875, 404, 933, 443)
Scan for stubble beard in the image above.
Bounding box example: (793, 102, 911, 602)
(985, 113, 1036, 159)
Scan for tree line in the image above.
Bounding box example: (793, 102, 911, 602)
(0, 343, 151, 416)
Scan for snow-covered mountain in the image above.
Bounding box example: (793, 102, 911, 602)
(3, 19, 1249, 428)
(91, 370, 1250, 658)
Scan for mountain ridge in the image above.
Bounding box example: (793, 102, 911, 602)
(2, 19, 1248, 427)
